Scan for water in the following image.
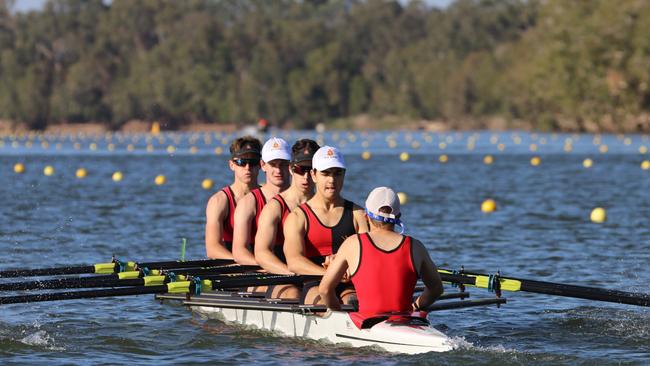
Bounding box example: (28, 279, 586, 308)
(1, 130, 649, 365)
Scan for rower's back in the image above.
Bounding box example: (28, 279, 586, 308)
(350, 231, 417, 317)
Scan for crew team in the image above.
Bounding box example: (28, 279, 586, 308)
(205, 136, 443, 323)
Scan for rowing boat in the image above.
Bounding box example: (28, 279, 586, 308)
(159, 291, 454, 354)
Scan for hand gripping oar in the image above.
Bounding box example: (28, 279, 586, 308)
(438, 268, 650, 307)
(0, 264, 260, 292)
(0, 258, 234, 278)
(0, 273, 317, 305)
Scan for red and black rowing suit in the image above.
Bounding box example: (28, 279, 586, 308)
(220, 186, 237, 251)
(221, 186, 265, 251)
(249, 187, 267, 251)
(271, 195, 291, 262)
(297, 199, 356, 264)
(349, 233, 418, 328)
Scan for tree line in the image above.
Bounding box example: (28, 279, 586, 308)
(0, 0, 649, 132)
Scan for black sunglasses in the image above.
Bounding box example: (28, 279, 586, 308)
(291, 164, 312, 175)
(232, 158, 260, 167)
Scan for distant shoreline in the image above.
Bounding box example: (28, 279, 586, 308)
(2, 115, 649, 135)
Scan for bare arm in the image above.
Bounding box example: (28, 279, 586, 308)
(411, 239, 443, 310)
(254, 200, 291, 274)
(284, 210, 327, 275)
(232, 194, 259, 265)
(319, 236, 357, 310)
(352, 204, 370, 234)
(205, 191, 234, 259)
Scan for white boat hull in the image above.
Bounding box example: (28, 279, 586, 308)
(190, 302, 454, 354)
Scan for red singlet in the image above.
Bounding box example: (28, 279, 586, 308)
(220, 186, 236, 249)
(272, 195, 290, 247)
(298, 200, 355, 263)
(350, 233, 418, 326)
(250, 188, 267, 242)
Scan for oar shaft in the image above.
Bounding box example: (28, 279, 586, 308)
(0, 265, 98, 278)
(440, 270, 650, 307)
(0, 285, 168, 305)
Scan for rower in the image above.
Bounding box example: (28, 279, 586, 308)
(318, 186, 444, 328)
(205, 136, 262, 259)
(232, 137, 291, 265)
(254, 139, 320, 299)
(284, 146, 369, 304)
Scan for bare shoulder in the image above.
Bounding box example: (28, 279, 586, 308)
(207, 189, 227, 208)
(338, 234, 360, 254)
(206, 190, 228, 219)
(259, 198, 281, 221)
(235, 191, 256, 212)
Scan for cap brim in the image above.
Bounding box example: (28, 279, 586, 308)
(233, 149, 261, 158)
(314, 161, 346, 171)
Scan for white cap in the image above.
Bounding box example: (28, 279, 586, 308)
(365, 187, 401, 219)
(312, 146, 346, 171)
(261, 137, 291, 162)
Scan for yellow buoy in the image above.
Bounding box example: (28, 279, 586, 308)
(13, 163, 25, 174)
(201, 178, 214, 190)
(530, 156, 541, 166)
(397, 192, 408, 205)
(89, 143, 97, 151)
(481, 199, 497, 213)
(107, 143, 115, 151)
(590, 207, 606, 223)
(167, 145, 176, 154)
(599, 145, 608, 154)
(155, 175, 166, 185)
(151, 121, 161, 135)
(361, 151, 371, 160)
(438, 142, 447, 150)
(146, 144, 154, 152)
(43, 165, 54, 176)
(214, 147, 223, 155)
(399, 152, 410, 162)
(582, 158, 593, 168)
(641, 160, 650, 170)
(640, 146, 648, 154)
(483, 155, 494, 165)
(112, 171, 123, 182)
(75, 168, 87, 179)
(190, 146, 198, 154)
(127, 144, 135, 152)
(439, 154, 449, 163)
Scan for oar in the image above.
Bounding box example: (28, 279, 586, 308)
(0, 273, 318, 305)
(0, 264, 260, 292)
(0, 281, 197, 305)
(438, 268, 650, 307)
(0, 258, 234, 278)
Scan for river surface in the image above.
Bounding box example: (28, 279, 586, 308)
(1, 130, 649, 365)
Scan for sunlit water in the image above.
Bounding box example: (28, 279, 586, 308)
(1, 131, 649, 365)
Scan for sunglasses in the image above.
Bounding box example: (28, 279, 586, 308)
(291, 164, 312, 175)
(232, 158, 260, 167)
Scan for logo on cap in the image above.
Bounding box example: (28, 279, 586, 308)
(327, 148, 334, 157)
(273, 142, 279, 149)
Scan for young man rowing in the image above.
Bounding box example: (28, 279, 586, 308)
(232, 137, 291, 265)
(319, 187, 443, 327)
(284, 146, 369, 304)
(254, 139, 320, 299)
(205, 136, 262, 259)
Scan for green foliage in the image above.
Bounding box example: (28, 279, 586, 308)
(0, 0, 649, 131)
